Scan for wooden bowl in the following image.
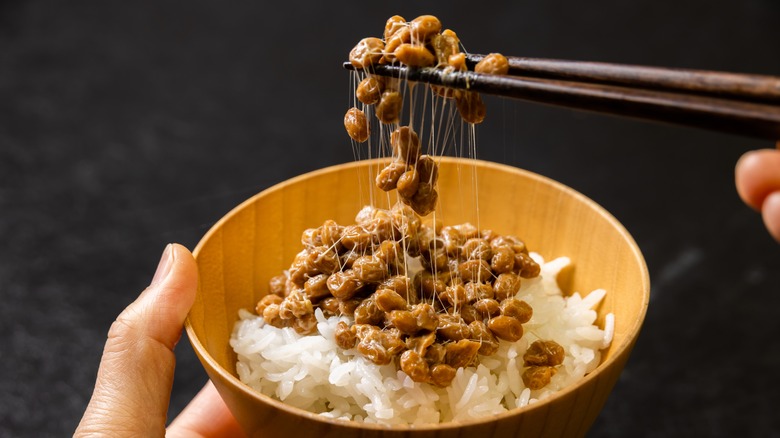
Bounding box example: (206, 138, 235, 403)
(185, 157, 650, 437)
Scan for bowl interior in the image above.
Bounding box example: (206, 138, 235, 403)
(185, 157, 650, 437)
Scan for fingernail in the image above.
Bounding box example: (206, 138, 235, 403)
(151, 244, 174, 286)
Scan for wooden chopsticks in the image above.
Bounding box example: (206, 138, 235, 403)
(343, 55, 780, 140)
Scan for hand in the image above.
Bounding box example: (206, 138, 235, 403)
(75, 244, 245, 437)
(735, 142, 780, 242)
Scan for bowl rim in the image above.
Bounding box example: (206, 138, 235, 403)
(184, 156, 650, 432)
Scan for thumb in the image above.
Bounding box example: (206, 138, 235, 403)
(76, 243, 198, 437)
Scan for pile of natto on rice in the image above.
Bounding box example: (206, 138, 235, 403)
(229, 14, 615, 425)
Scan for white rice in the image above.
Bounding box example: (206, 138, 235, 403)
(230, 253, 613, 425)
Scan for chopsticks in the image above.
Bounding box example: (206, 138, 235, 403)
(343, 55, 780, 140)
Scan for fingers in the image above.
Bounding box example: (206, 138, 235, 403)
(167, 381, 246, 438)
(76, 244, 198, 437)
(735, 147, 780, 242)
(735, 149, 780, 210)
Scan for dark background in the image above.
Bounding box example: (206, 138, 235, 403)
(2, 0, 779, 436)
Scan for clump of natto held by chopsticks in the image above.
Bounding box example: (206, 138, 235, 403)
(343, 14, 510, 217)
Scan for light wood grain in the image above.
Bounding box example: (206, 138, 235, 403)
(185, 157, 650, 437)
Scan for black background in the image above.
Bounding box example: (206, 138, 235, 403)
(2, 0, 779, 436)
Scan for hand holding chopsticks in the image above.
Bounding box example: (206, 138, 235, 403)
(344, 55, 780, 140)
